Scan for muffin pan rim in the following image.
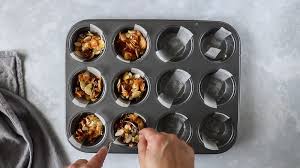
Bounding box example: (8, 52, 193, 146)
(66, 19, 240, 154)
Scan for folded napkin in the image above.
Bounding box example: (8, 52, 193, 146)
(0, 51, 69, 168)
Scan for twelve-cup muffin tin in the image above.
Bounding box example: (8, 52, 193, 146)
(65, 19, 240, 154)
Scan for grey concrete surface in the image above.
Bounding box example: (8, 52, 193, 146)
(0, 0, 300, 167)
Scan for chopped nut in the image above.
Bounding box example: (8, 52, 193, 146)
(115, 29, 147, 61)
(74, 71, 103, 103)
(116, 71, 147, 102)
(74, 114, 104, 144)
(115, 129, 124, 136)
(114, 113, 146, 147)
(74, 31, 105, 60)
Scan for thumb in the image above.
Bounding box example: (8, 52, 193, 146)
(87, 147, 108, 168)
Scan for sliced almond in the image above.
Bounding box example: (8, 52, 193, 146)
(139, 36, 147, 49)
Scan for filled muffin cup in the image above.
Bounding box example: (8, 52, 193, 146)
(156, 112, 192, 142)
(198, 112, 235, 151)
(112, 112, 147, 147)
(199, 69, 235, 108)
(70, 67, 106, 107)
(68, 112, 106, 148)
(200, 27, 235, 62)
(113, 68, 150, 107)
(156, 26, 193, 62)
(69, 24, 106, 62)
(113, 24, 150, 63)
(157, 69, 193, 108)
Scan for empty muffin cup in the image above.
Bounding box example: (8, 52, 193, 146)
(156, 26, 193, 62)
(112, 112, 147, 147)
(69, 24, 106, 62)
(113, 68, 150, 107)
(156, 112, 192, 142)
(113, 24, 150, 63)
(198, 112, 235, 151)
(70, 67, 106, 108)
(200, 69, 235, 108)
(200, 27, 235, 61)
(68, 112, 106, 148)
(157, 69, 193, 108)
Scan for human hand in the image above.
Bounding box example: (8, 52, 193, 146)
(138, 128, 194, 168)
(68, 147, 108, 168)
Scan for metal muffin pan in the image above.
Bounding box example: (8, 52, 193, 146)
(65, 19, 240, 154)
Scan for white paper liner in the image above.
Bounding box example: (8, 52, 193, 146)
(87, 67, 102, 78)
(204, 47, 221, 59)
(131, 68, 145, 77)
(134, 24, 148, 37)
(212, 69, 233, 81)
(201, 134, 218, 150)
(70, 52, 84, 62)
(158, 69, 191, 108)
(94, 113, 106, 126)
(214, 27, 232, 41)
(176, 117, 187, 135)
(214, 112, 230, 123)
(203, 93, 217, 108)
(203, 69, 233, 108)
(156, 26, 193, 62)
(206, 27, 232, 56)
(176, 26, 193, 46)
(115, 98, 130, 107)
(89, 24, 104, 36)
(157, 94, 173, 109)
(72, 98, 88, 108)
(116, 55, 130, 63)
(210, 27, 232, 47)
(69, 136, 82, 148)
(156, 50, 169, 63)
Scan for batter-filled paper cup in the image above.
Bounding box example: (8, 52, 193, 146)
(70, 24, 106, 62)
(204, 47, 221, 59)
(157, 69, 192, 108)
(200, 69, 235, 108)
(198, 112, 235, 151)
(156, 26, 193, 62)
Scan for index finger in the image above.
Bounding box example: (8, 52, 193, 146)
(139, 128, 158, 140)
(87, 147, 108, 168)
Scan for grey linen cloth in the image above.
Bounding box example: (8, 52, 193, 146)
(0, 51, 69, 168)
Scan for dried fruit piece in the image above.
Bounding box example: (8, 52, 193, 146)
(74, 71, 103, 103)
(74, 114, 104, 145)
(74, 31, 105, 60)
(114, 113, 146, 147)
(115, 29, 147, 61)
(116, 71, 147, 102)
